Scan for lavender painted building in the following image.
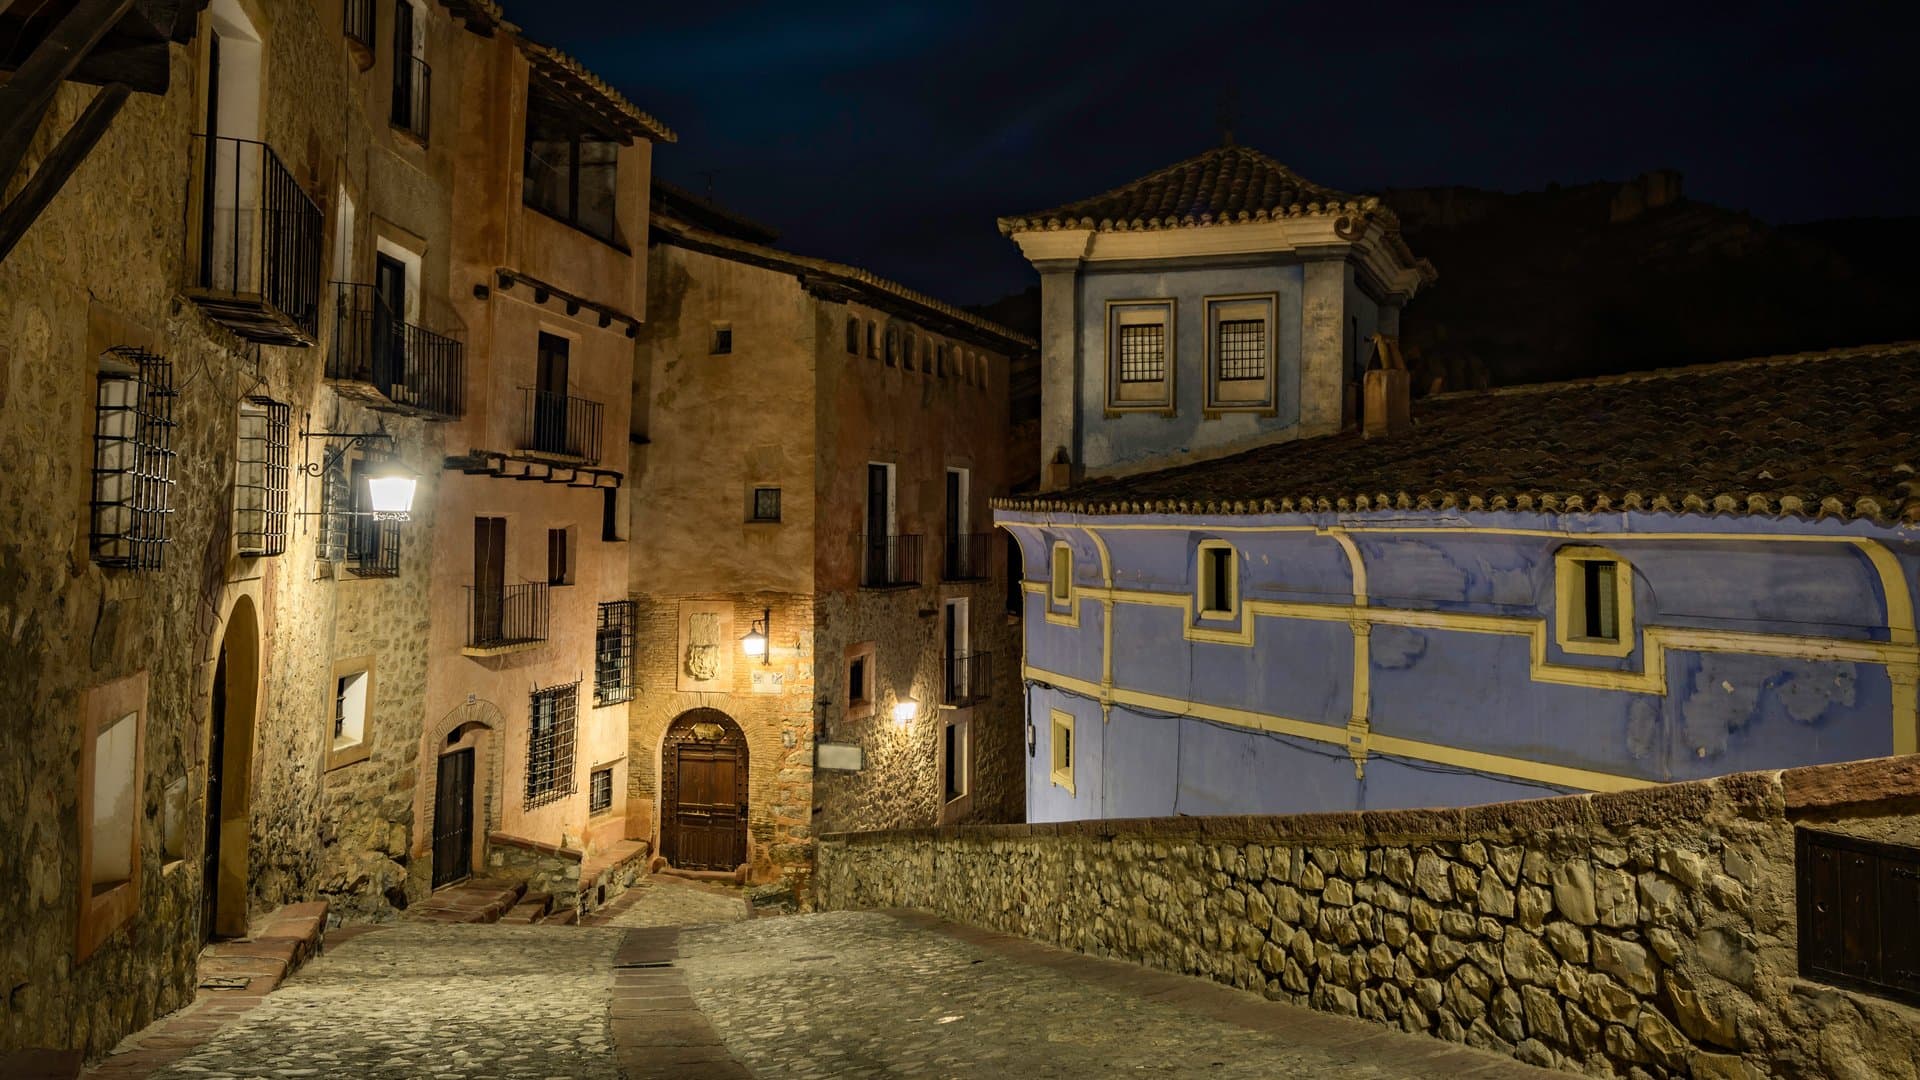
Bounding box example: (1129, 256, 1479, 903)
(992, 147, 1919, 822)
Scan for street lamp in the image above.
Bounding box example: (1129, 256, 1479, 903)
(892, 697, 918, 725)
(740, 607, 770, 664)
(364, 460, 418, 519)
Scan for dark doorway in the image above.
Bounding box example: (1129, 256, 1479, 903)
(432, 748, 474, 888)
(203, 647, 227, 943)
(865, 463, 889, 584)
(198, 30, 222, 287)
(534, 332, 570, 454)
(661, 710, 748, 872)
(473, 516, 505, 641)
(372, 252, 406, 395)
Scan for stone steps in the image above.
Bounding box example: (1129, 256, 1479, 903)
(197, 901, 330, 994)
(500, 890, 553, 924)
(410, 878, 526, 924)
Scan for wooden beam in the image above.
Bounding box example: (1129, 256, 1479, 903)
(0, 0, 137, 185)
(0, 82, 129, 265)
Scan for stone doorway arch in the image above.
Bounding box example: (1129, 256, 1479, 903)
(418, 699, 505, 892)
(660, 709, 748, 872)
(205, 594, 259, 940)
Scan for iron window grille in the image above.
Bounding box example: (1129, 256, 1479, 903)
(345, 453, 400, 577)
(526, 681, 578, 809)
(594, 600, 635, 706)
(1217, 318, 1268, 380)
(1796, 828, 1920, 1007)
(589, 766, 613, 815)
(751, 487, 781, 522)
(90, 347, 177, 570)
(235, 397, 290, 557)
(318, 454, 350, 563)
(1118, 323, 1166, 383)
(343, 0, 373, 48)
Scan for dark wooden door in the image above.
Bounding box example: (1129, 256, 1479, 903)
(432, 748, 474, 888)
(535, 332, 570, 454)
(662, 713, 748, 872)
(473, 516, 505, 641)
(202, 647, 228, 942)
(372, 252, 406, 394)
(865, 463, 889, 583)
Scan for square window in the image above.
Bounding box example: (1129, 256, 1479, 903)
(1107, 301, 1175, 408)
(589, 766, 613, 815)
(710, 323, 733, 355)
(751, 487, 781, 523)
(334, 671, 369, 750)
(1049, 710, 1075, 794)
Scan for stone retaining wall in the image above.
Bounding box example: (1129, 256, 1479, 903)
(486, 833, 583, 915)
(818, 756, 1920, 1079)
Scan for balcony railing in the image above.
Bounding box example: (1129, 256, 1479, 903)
(943, 532, 992, 581)
(343, 0, 373, 50)
(467, 582, 550, 649)
(392, 55, 430, 142)
(188, 135, 323, 345)
(942, 650, 993, 708)
(516, 388, 604, 464)
(329, 283, 464, 418)
(860, 533, 922, 588)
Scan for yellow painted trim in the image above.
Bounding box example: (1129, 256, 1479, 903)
(1325, 528, 1372, 777)
(1049, 709, 1076, 795)
(1024, 663, 1649, 793)
(1196, 539, 1240, 621)
(1553, 545, 1636, 658)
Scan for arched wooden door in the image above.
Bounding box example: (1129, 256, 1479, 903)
(662, 710, 748, 872)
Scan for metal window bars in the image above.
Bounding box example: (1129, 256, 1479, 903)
(1217, 318, 1267, 380)
(1118, 323, 1166, 383)
(392, 55, 431, 142)
(516, 387, 605, 464)
(330, 282, 465, 419)
(526, 681, 578, 809)
(345, 453, 400, 577)
(594, 600, 636, 706)
(589, 767, 613, 814)
(235, 397, 290, 557)
(90, 347, 177, 570)
(859, 533, 922, 588)
(317, 453, 350, 563)
(467, 582, 550, 649)
(942, 650, 993, 708)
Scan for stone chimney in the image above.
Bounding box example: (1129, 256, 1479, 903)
(1363, 335, 1411, 440)
(1042, 446, 1073, 492)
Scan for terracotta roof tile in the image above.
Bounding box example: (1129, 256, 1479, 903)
(996, 342, 1920, 524)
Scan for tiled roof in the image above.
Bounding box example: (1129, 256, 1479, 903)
(521, 41, 677, 144)
(998, 144, 1385, 235)
(996, 342, 1920, 524)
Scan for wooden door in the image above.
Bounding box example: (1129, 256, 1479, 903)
(662, 713, 748, 872)
(535, 332, 570, 454)
(432, 748, 474, 888)
(372, 252, 406, 393)
(202, 647, 228, 942)
(473, 517, 505, 641)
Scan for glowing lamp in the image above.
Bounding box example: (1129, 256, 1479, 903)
(892, 698, 918, 725)
(741, 608, 771, 664)
(365, 468, 417, 515)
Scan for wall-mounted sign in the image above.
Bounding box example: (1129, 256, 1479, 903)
(816, 742, 864, 772)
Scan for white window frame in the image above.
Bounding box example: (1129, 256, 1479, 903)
(328, 658, 375, 769)
(1049, 710, 1075, 795)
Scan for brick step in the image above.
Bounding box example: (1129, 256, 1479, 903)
(197, 899, 330, 995)
(410, 878, 527, 924)
(499, 891, 553, 924)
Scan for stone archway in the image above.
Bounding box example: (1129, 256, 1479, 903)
(417, 699, 505, 892)
(660, 709, 749, 872)
(206, 594, 259, 939)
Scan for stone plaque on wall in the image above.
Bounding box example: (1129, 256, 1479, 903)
(677, 601, 734, 693)
(816, 742, 863, 771)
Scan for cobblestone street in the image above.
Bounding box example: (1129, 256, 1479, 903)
(86, 880, 1553, 1079)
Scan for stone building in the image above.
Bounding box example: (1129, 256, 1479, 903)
(0, 0, 670, 1059)
(627, 183, 1034, 896)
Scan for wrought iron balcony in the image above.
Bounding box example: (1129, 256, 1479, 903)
(186, 135, 324, 345)
(343, 0, 373, 53)
(392, 55, 430, 142)
(515, 388, 604, 464)
(328, 283, 464, 419)
(860, 533, 922, 589)
(942, 650, 993, 708)
(943, 532, 992, 582)
(466, 582, 549, 650)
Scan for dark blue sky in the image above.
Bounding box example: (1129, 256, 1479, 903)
(511, 1, 1920, 307)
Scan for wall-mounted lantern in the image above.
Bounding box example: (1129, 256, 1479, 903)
(740, 607, 771, 664)
(296, 423, 421, 521)
(892, 697, 918, 725)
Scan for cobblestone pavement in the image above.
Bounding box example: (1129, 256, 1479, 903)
(679, 911, 1557, 1080)
(593, 874, 750, 929)
(142, 922, 624, 1079)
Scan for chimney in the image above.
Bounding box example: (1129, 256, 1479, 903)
(1362, 335, 1411, 440)
(1042, 446, 1073, 492)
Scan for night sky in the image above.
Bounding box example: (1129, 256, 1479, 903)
(510, 1, 1920, 307)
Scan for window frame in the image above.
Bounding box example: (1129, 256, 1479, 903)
(845, 640, 877, 722)
(1049, 542, 1074, 607)
(1196, 539, 1239, 620)
(1049, 709, 1075, 795)
(547, 526, 572, 586)
(710, 322, 732, 355)
(326, 657, 375, 770)
(77, 671, 147, 963)
(521, 81, 624, 246)
(588, 765, 614, 815)
(526, 681, 579, 809)
(749, 486, 782, 523)
(942, 715, 970, 804)
(1554, 545, 1635, 658)
(234, 396, 290, 558)
(1105, 299, 1176, 413)
(1203, 292, 1279, 413)
(594, 600, 636, 706)
(90, 347, 177, 571)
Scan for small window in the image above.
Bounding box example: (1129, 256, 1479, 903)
(886, 328, 899, 367)
(845, 315, 860, 354)
(750, 487, 781, 523)
(91, 348, 176, 571)
(547, 527, 571, 585)
(235, 397, 290, 557)
(601, 486, 625, 542)
(78, 672, 146, 962)
(710, 323, 733, 355)
(594, 601, 635, 706)
(334, 671, 369, 751)
(1049, 542, 1073, 606)
(1205, 294, 1278, 409)
(1049, 710, 1075, 794)
(1197, 541, 1237, 618)
(589, 766, 613, 815)
(527, 681, 579, 809)
(866, 321, 876, 358)
(935, 344, 947, 377)
(848, 655, 867, 708)
(1107, 301, 1174, 408)
(845, 641, 876, 721)
(943, 718, 968, 803)
(1555, 546, 1633, 657)
(904, 330, 916, 371)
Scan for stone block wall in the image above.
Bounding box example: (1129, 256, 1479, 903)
(485, 833, 583, 915)
(818, 756, 1920, 1080)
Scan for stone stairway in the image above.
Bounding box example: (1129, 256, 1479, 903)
(408, 878, 527, 924)
(196, 901, 330, 993)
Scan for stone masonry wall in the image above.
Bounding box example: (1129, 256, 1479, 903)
(819, 756, 1920, 1080)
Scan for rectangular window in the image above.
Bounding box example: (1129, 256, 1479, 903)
(1050, 710, 1075, 794)
(319, 454, 350, 563)
(1555, 546, 1633, 657)
(845, 640, 876, 724)
(1050, 543, 1072, 605)
(548, 527, 571, 586)
(526, 681, 579, 809)
(845, 315, 860, 354)
(334, 671, 369, 749)
(1582, 561, 1618, 640)
(235, 397, 290, 557)
(848, 655, 867, 708)
(90, 711, 139, 893)
(943, 719, 968, 802)
(866, 321, 876, 358)
(347, 454, 400, 577)
(589, 766, 613, 815)
(1198, 542, 1237, 618)
(751, 487, 781, 522)
(523, 83, 621, 244)
(710, 323, 732, 355)
(1797, 828, 1920, 1007)
(1107, 300, 1174, 408)
(602, 487, 624, 542)
(594, 600, 635, 706)
(1205, 294, 1278, 409)
(91, 348, 176, 570)
(78, 671, 146, 962)
(389, 0, 428, 141)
